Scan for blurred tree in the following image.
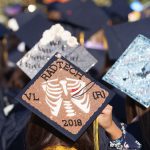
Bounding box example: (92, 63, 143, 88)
(141, 0, 150, 4)
(129, 0, 150, 4)
(93, 0, 112, 6)
(0, 0, 36, 8)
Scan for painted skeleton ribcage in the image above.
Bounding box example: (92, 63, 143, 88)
(42, 78, 90, 117)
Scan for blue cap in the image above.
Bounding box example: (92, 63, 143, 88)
(15, 11, 53, 48)
(102, 0, 132, 23)
(55, 0, 109, 40)
(104, 17, 150, 60)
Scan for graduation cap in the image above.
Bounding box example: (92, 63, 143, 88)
(87, 48, 106, 77)
(0, 23, 9, 38)
(102, 0, 132, 23)
(53, 21, 85, 41)
(8, 47, 25, 66)
(17, 24, 97, 79)
(103, 34, 150, 108)
(105, 17, 150, 60)
(15, 10, 44, 28)
(15, 11, 53, 48)
(16, 52, 114, 141)
(54, 0, 109, 40)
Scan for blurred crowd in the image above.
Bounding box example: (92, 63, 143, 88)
(0, 0, 150, 150)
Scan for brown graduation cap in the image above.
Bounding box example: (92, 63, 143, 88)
(16, 53, 114, 141)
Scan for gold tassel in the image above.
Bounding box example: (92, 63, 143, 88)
(43, 145, 77, 150)
(93, 0, 112, 7)
(2, 38, 8, 64)
(102, 32, 108, 50)
(79, 31, 100, 149)
(93, 118, 100, 150)
(79, 32, 85, 45)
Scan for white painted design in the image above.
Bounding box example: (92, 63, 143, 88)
(40, 24, 78, 47)
(42, 78, 90, 117)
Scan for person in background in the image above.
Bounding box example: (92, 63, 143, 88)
(25, 105, 141, 150)
(126, 98, 150, 150)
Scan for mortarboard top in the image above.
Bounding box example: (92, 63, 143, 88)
(87, 48, 106, 75)
(104, 17, 150, 60)
(15, 10, 45, 28)
(103, 34, 150, 108)
(0, 23, 9, 38)
(15, 11, 53, 48)
(54, 21, 85, 38)
(102, 0, 132, 22)
(17, 24, 97, 78)
(16, 52, 114, 141)
(8, 48, 25, 65)
(55, 0, 109, 40)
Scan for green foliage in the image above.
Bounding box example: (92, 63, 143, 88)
(128, 0, 150, 4)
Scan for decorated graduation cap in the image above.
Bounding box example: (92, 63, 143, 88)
(103, 34, 150, 108)
(15, 11, 53, 48)
(16, 52, 114, 141)
(104, 17, 150, 60)
(17, 24, 97, 79)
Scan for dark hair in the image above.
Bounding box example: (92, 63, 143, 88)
(126, 97, 150, 149)
(25, 114, 94, 150)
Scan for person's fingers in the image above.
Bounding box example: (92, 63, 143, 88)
(97, 115, 103, 123)
(98, 113, 105, 118)
(101, 105, 113, 114)
(102, 104, 112, 110)
(105, 104, 113, 110)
